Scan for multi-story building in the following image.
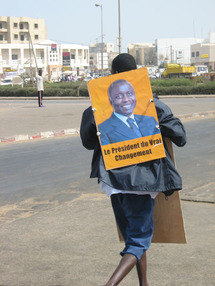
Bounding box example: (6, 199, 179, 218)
(89, 42, 116, 72)
(0, 16, 47, 44)
(127, 43, 157, 66)
(0, 16, 89, 78)
(156, 37, 204, 66)
(191, 33, 215, 71)
(60, 43, 89, 76)
(89, 42, 115, 54)
(0, 41, 89, 79)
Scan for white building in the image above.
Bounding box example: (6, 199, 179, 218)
(0, 16, 89, 79)
(127, 43, 156, 66)
(89, 42, 115, 71)
(0, 41, 89, 79)
(156, 37, 204, 66)
(191, 32, 215, 71)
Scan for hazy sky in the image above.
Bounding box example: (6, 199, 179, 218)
(1, 0, 215, 52)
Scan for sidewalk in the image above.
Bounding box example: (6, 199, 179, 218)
(0, 96, 215, 143)
(0, 193, 214, 286)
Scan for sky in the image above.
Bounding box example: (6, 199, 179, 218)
(1, 0, 215, 52)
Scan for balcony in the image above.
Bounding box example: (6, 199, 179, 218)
(0, 28, 7, 32)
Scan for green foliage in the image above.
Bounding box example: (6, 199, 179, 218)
(152, 80, 215, 95)
(0, 81, 89, 97)
(0, 78, 215, 97)
(150, 78, 215, 95)
(151, 78, 194, 87)
(0, 86, 37, 97)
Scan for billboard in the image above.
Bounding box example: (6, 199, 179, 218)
(63, 52, 70, 66)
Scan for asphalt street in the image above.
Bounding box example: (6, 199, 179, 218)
(0, 97, 215, 141)
(0, 119, 214, 207)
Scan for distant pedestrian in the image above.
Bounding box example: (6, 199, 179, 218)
(36, 69, 44, 107)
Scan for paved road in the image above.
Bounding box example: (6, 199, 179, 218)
(0, 119, 214, 210)
(0, 97, 215, 141)
(175, 118, 215, 203)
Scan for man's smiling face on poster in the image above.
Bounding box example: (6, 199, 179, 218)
(108, 80, 136, 117)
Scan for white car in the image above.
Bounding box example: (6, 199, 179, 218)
(84, 76, 92, 82)
(0, 76, 23, 87)
(0, 78, 13, 85)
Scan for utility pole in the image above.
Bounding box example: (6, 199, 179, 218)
(28, 30, 38, 73)
(28, 30, 33, 81)
(95, 4, 104, 75)
(28, 28, 38, 88)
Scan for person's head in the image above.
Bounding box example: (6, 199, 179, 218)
(38, 69, 42, 76)
(108, 79, 136, 117)
(111, 53, 137, 74)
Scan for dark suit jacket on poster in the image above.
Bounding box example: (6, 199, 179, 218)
(98, 113, 160, 145)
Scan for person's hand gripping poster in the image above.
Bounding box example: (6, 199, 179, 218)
(88, 68, 166, 170)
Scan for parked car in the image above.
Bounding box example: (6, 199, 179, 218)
(0, 78, 13, 85)
(84, 76, 92, 82)
(0, 76, 23, 87)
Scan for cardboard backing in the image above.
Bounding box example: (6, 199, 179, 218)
(116, 137, 187, 244)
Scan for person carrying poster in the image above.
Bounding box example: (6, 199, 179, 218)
(80, 53, 186, 286)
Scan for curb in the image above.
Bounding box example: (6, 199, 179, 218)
(1, 111, 215, 144)
(0, 128, 79, 144)
(178, 110, 215, 120)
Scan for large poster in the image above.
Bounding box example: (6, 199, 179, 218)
(88, 68, 166, 170)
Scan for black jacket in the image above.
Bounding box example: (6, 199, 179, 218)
(80, 95, 186, 195)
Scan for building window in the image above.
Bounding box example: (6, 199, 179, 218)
(20, 23, 24, 29)
(34, 35, 39, 40)
(0, 35, 3, 41)
(196, 51, 199, 57)
(20, 35, 24, 41)
(0, 23, 2, 29)
(34, 23, 38, 29)
(71, 54, 75, 59)
(192, 52, 195, 57)
(14, 34, 18, 39)
(12, 54, 18, 60)
(177, 50, 183, 58)
(14, 23, 18, 28)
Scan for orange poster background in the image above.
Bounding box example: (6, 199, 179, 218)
(88, 68, 166, 170)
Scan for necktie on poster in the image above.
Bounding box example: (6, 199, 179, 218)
(126, 117, 142, 137)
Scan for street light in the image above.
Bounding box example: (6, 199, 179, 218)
(95, 3, 103, 75)
(118, 0, 121, 54)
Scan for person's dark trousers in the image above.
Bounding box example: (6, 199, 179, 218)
(38, 90, 44, 107)
(111, 193, 154, 262)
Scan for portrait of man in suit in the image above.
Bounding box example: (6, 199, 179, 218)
(98, 79, 160, 146)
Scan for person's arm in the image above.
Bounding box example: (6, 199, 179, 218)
(154, 98, 186, 147)
(80, 107, 98, 150)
